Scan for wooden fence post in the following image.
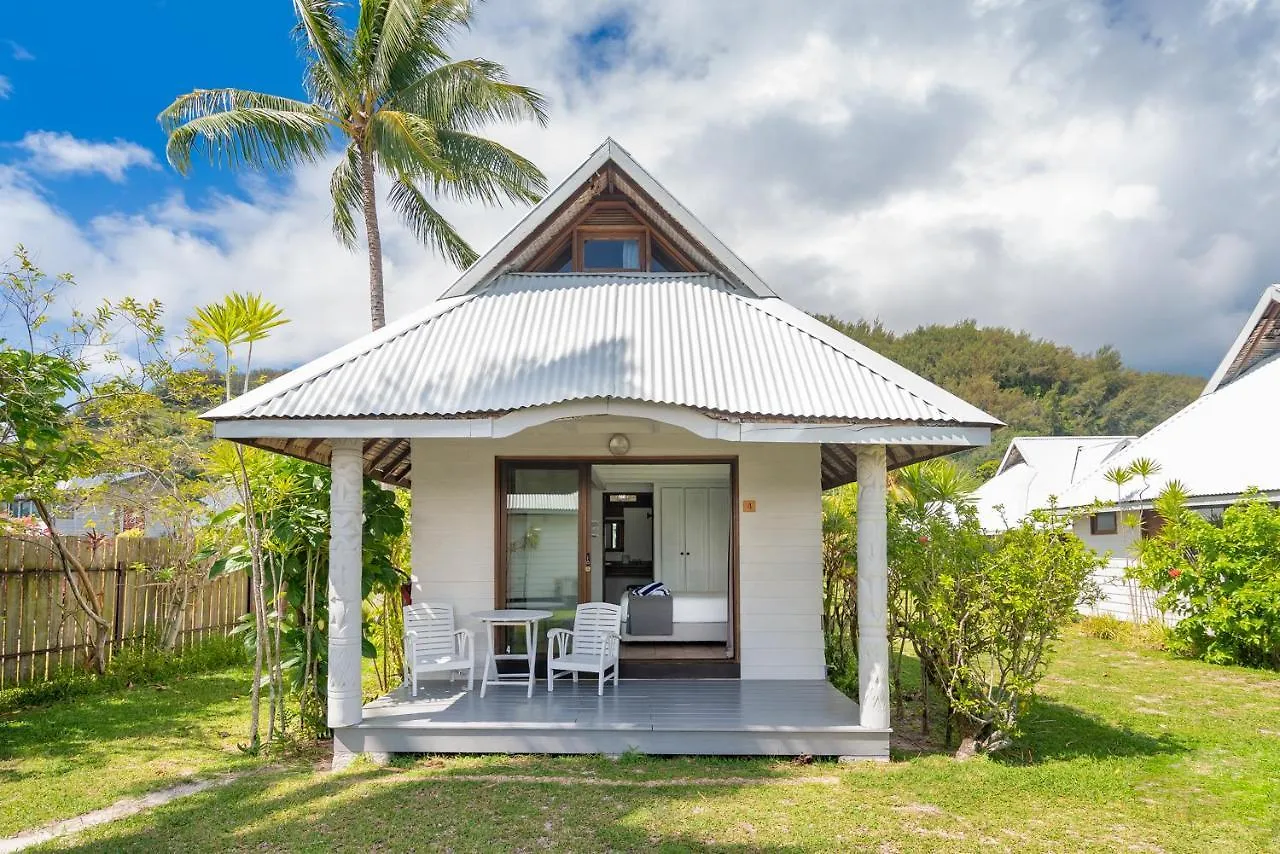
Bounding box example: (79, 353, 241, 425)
(112, 560, 126, 655)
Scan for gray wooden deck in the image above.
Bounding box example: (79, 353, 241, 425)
(335, 680, 889, 760)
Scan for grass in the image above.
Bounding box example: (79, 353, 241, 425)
(7, 630, 1280, 852)
(0, 664, 263, 838)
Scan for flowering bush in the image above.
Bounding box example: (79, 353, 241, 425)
(1135, 486, 1280, 670)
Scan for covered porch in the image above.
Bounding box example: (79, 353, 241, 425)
(338, 678, 888, 759)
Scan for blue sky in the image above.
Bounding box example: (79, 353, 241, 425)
(1, 3, 306, 219)
(3, 1, 1279, 376)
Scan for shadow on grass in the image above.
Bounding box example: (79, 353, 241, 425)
(50, 764, 814, 853)
(1001, 698, 1185, 765)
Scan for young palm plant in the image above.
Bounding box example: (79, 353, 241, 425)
(160, 0, 548, 331)
(190, 293, 290, 749)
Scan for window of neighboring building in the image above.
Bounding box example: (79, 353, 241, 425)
(7, 499, 37, 518)
(1090, 511, 1118, 535)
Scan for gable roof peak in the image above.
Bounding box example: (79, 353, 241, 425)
(438, 137, 777, 300)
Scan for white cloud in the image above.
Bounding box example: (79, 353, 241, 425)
(8, 41, 34, 61)
(5, 0, 1280, 376)
(18, 131, 158, 182)
(0, 76, 10, 99)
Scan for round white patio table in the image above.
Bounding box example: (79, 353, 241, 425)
(472, 609, 553, 698)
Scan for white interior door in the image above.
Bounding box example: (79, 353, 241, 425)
(683, 487, 710, 592)
(658, 486, 686, 588)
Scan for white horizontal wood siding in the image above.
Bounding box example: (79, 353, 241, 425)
(737, 445, 824, 679)
(1072, 518, 1165, 623)
(409, 421, 826, 679)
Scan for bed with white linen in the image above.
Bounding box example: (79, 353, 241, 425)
(620, 591, 729, 642)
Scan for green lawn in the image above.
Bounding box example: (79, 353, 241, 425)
(7, 631, 1280, 852)
(0, 667, 262, 837)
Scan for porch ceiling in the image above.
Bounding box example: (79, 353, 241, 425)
(237, 435, 950, 490)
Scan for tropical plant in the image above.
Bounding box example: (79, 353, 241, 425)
(823, 457, 1103, 756)
(189, 293, 290, 748)
(209, 455, 406, 737)
(160, 0, 549, 330)
(0, 247, 173, 673)
(821, 485, 858, 691)
(1135, 486, 1280, 670)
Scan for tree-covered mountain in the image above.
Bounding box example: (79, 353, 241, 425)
(817, 316, 1205, 475)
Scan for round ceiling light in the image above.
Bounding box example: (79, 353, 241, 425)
(607, 434, 631, 456)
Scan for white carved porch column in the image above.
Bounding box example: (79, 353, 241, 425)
(328, 438, 364, 728)
(856, 445, 890, 730)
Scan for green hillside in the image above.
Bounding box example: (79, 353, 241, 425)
(817, 316, 1205, 475)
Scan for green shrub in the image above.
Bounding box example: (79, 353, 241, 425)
(0, 634, 246, 713)
(1135, 487, 1280, 670)
(1078, 614, 1130, 641)
(891, 503, 1104, 755)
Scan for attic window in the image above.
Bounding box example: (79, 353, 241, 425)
(583, 235, 642, 270)
(529, 200, 697, 273)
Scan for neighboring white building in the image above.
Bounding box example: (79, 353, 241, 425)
(976, 284, 1280, 623)
(973, 436, 1135, 533)
(205, 139, 1003, 761)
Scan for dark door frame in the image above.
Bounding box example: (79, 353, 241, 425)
(494, 456, 741, 667)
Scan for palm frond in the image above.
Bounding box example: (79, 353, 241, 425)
(370, 109, 451, 176)
(433, 129, 546, 205)
(388, 176, 478, 269)
(159, 90, 333, 174)
(293, 0, 357, 101)
(373, 1, 472, 99)
(389, 58, 548, 129)
(330, 144, 363, 248)
(232, 293, 290, 343)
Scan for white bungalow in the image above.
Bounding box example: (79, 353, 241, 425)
(204, 139, 1002, 761)
(977, 285, 1280, 622)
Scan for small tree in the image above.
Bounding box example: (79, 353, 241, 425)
(892, 501, 1103, 757)
(189, 293, 289, 748)
(0, 247, 174, 672)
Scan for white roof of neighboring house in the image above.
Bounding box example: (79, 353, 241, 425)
(1058, 285, 1280, 509)
(204, 139, 1002, 488)
(973, 436, 1133, 531)
(1057, 353, 1280, 508)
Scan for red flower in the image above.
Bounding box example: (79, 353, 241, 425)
(1168, 568, 1182, 579)
(918, 535, 930, 544)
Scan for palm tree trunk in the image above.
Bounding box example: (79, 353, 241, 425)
(358, 144, 386, 331)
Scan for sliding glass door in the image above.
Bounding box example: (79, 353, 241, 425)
(499, 463, 587, 651)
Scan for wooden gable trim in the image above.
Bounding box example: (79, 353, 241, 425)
(521, 194, 699, 274)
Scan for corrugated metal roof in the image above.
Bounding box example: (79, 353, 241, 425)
(211, 273, 999, 426)
(1057, 354, 1280, 507)
(973, 436, 1133, 531)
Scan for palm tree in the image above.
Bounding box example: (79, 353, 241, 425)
(160, 0, 548, 331)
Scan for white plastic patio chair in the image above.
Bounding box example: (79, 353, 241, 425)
(403, 602, 475, 696)
(547, 602, 622, 696)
